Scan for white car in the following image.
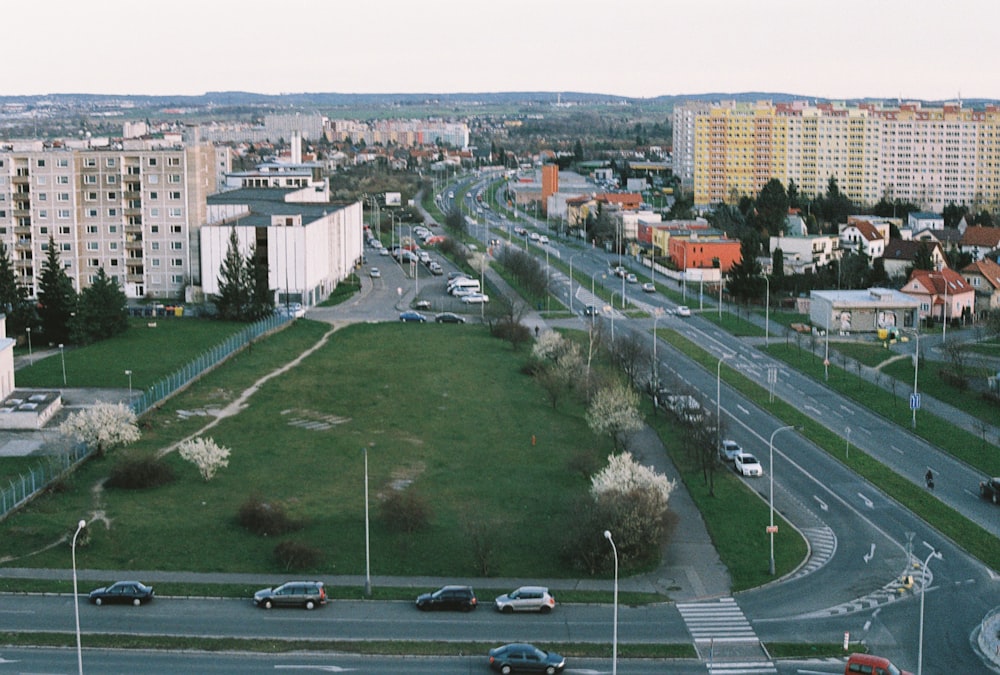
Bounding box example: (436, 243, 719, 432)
(675, 306, 692, 317)
(538, 235, 550, 244)
(529, 232, 540, 241)
(450, 286, 478, 297)
(641, 282, 656, 293)
(461, 293, 489, 304)
(734, 452, 763, 477)
(369, 267, 381, 278)
(719, 439, 742, 462)
(626, 273, 638, 284)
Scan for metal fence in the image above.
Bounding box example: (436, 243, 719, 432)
(0, 312, 292, 521)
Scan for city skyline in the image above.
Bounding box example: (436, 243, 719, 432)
(8, 0, 997, 102)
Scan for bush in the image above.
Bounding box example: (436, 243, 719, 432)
(379, 489, 432, 533)
(238, 495, 301, 536)
(273, 540, 323, 570)
(105, 455, 176, 490)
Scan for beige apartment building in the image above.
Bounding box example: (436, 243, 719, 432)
(0, 142, 217, 301)
(674, 100, 1000, 213)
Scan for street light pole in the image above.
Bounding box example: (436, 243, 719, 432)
(917, 543, 942, 675)
(603, 530, 618, 675)
(363, 445, 372, 597)
(652, 310, 664, 392)
(717, 355, 731, 449)
(769, 425, 796, 575)
(911, 328, 920, 429)
(763, 275, 770, 347)
(72, 518, 87, 675)
(25, 327, 32, 365)
(568, 253, 581, 314)
(125, 370, 132, 401)
(59, 343, 66, 386)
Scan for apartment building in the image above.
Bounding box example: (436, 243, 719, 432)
(674, 100, 1000, 213)
(0, 142, 216, 301)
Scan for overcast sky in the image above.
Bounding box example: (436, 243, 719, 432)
(7, 0, 994, 101)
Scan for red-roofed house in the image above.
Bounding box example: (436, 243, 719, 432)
(959, 226, 1000, 261)
(901, 268, 976, 325)
(839, 219, 887, 259)
(962, 257, 1000, 316)
(881, 239, 946, 279)
(596, 192, 643, 210)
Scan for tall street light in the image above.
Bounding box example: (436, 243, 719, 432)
(568, 253, 581, 314)
(716, 354, 731, 449)
(363, 445, 372, 597)
(910, 328, 920, 429)
(652, 309, 664, 393)
(125, 370, 133, 401)
(603, 530, 618, 675)
(768, 425, 796, 575)
(59, 343, 66, 386)
(917, 542, 942, 675)
(72, 518, 87, 675)
(762, 274, 770, 347)
(25, 327, 32, 365)
(591, 270, 605, 303)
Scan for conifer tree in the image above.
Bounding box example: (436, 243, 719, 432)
(214, 228, 250, 321)
(37, 235, 77, 344)
(0, 242, 33, 335)
(72, 267, 129, 344)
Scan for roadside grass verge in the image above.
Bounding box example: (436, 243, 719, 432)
(648, 406, 807, 592)
(762, 343, 1000, 476)
(0, 632, 697, 658)
(666, 332, 1000, 573)
(0, 320, 611, 579)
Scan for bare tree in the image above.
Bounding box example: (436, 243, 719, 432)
(941, 339, 971, 389)
(610, 329, 651, 391)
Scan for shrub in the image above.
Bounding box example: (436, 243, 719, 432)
(238, 495, 301, 536)
(273, 540, 323, 570)
(379, 489, 432, 533)
(105, 455, 176, 490)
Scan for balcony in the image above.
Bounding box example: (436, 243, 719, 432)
(126, 273, 144, 283)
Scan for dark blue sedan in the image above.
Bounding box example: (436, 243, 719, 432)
(399, 311, 427, 323)
(89, 581, 155, 606)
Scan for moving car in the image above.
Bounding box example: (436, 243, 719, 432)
(980, 476, 1000, 504)
(369, 267, 381, 278)
(583, 305, 598, 318)
(675, 305, 692, 317)
(399, 311, 427, 323)
(461, 293, 490, 304)
(538, 235, 550, 244)
(89, 581, 154, 606)
(845, 653, 912, 675)
(719, 439, 742, 462)
(734, 452, 763, 477)
(625, 273, 638, 284)
(253, 581, 326, 610)
(488, 643, 565, 674)
(641, 282, 656, 293)
(415, 585, 478, 611)
(435, 312, 466, 324)
(494, 586, 556, 613)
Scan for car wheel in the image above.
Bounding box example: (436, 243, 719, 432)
(540, 605, 552, 614)
(994, 493, 998, 504)
(133, 598, 141, 606)
(94, 597, 102, 606)
(546, 667, 556, 675)
(305, 600, 315, 610)
(501, 666, 512, 675)
(502, 605, 513, 614)
(263, 599, 273, 609)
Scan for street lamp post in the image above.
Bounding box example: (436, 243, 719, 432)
(25, 327, 32, 365)
(125, 370, 132, 401)
(716, 354, 731, 449)
(768, 425, 796, 575)
(917, 543, 942, 675)
(72, 518, 87, 675)
(59, 343, 66, 386)
(603, 530, 618, 675)
(652, 310, 664, 392)
(763, 275, 770, 347)
(591, 270, 605, 303)
(824, 308, 831, 381)
(363, 445, 372, 597)
(568, 253, 581, 314)
(610, 291, 621, 342)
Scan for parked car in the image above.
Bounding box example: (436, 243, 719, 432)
(675, 305, 692, 317)
(488, 643, 565, 674)
(734, 452, 763, 477)
(528, 232, 540, 241)
(641, 282, 656, 293)
(379, 246, 389, 256)
(415, 585, 478, 611)
(414, 300, 432, 310)
(450, 285, 478, 297)
(461, 293, 490, 304)
(435, 312, 466, 324)
(399, 311, 427, 323)
(719, 439, 743, 462)
(428, 262, 443, 275)
(89, 581, 155, 606)
(845, 653, 912, 675)
(980, 476, 1000, 504)
(253, 581, 326, 610)
(494, 586, 556, 613)
(369, 267, 381, 278)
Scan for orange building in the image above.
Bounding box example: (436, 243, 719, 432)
(541, 164, 559, 215)
(668, 234, 742, 272)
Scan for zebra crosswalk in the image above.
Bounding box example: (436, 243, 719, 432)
(676, 597, 777, 674)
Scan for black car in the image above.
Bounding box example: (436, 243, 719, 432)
(488, 643, 565, 674)
(981, 476, 1000, 504)
(253, 581, 327, 610)
(88, 581, 155, 606)
(435, 312, 466, 324)
(415, 585, 477, 611)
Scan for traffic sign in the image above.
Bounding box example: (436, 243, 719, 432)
(910, 393, 921, 410)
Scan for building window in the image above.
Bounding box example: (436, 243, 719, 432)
(170, 225, 182, 233)
(170, 241, 183, 250)
(171, 274, 184, 284)
(57, 158, 69, 167)
(148, 175, 158, 184)
(36, 159, 45, 167)
(106, 175, 116, 184)
(38, 193, 47, 201)
(109, 258, 119, 266)
(170, 258, 183, 267)
(169, 191, 181, 200)
(168, 174, 181, 183)
(107, 208, 117, 216)
(108, 225, 117, 233)
(151, 258, 160, 267)
(84, 158, 97, 167)
(57, 176, 69, 184)
(150, 225, 159, 233)
(106, 158, 116, 168)
(151, 242, 160, 250)
(86, 242, 99, 251)
(61, 243, 71, 252)
(84, 175, 97, 184)
(109, 242, 118, 250)
(36, 176, 46, 185)
(149, 191, 158, 200)
(148, 157, 157, 167)
(107, 192, 116, 200)
(151, 208, 160, 217)
(168, 208, 182, 217)
(86, 225, 98, 234)
(86, 209, 98, 217)
(57, 209, 70, 219)
(89, 258, 100, 267)
(168, 157, 181, 166)
(59, 226, 71, 235)
(86, 192, 98, 201)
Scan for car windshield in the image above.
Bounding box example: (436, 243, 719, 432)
(743, 456, 758, 464)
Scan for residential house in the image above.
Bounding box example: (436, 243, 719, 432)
(839, 218, 888, 259)
(769, 233, 840, 274)
(668, 231, 742, 273)
(961, 258, 1000, 317)
(959, 226, 1000, 261)
(809, 288, 919, 334)
(912, 226, 963, 257)
(901, 268, 976, 325)
(908, 211, 944, 231)
(881, 239, 946, 280)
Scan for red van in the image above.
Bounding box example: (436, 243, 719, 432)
(845, 653, 912, 675)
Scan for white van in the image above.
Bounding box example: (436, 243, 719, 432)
(448, 277, 480, 294)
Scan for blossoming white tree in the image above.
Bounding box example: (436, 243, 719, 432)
(178, 437, 231, 481)
(531, 329, 567, 362)
(590, 451, 675, 511)
(58, 402, 140, 457)
(586, 381, 643, 451)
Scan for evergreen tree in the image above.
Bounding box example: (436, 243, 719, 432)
(37, 236, 77, 344)
(214, 228, 250, 321)
(756, 179, 789, 236)
(72, 267, 129, 344)
(0, 243, 32, 336)
(726, 245, 764, 305)
(246, 242, 274, 321)
(771, 247, 785, 294)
